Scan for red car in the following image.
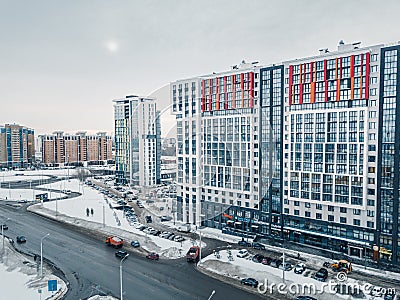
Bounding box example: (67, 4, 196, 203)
(146, 252, 159, 260)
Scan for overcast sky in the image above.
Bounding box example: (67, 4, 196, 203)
(1, 0, 400, 136)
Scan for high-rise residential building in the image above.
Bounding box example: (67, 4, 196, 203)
(113, 95, 161, 187)
(0, 123, 35, 168)
(171, 77, 202, 224)
(171, 61, 259, 227)
(39, 131, 112, 165)
(172, 41, 400, 265)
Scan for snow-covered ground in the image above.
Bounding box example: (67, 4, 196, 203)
(0, 168, 76, 179)
(30, 179, 202, 258)
(0, 188, 65, 202)
(200, 249, 397, 300)
(0, 238, 67, 299)
(0, 174, 52, 182)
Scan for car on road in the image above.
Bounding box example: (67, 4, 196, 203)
(1, 224, 8, 230)
(261, 257, 272, 265)
(237, 249, 249, 258)
(252, 242, 266, 250)
(160, 216, 172, 222)
(296, 296, 318, 300)
(115, 250, 128, 259)
(145, 216, 152, 223)
(238, 240, 252, 247)
(314, 268, 328, 282)
(294, 263, 306, 274)
(16, 236, 26, 243)
(131, 240, 140, 248)
(146, 252, 159, 260)
(252, 254, 264, 263)
(240, 278, 258, 288)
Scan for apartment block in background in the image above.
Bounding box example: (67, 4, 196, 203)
(0, 123, 35, 168)
(39, 131, 112, 165)
(113, 95, 161, 187)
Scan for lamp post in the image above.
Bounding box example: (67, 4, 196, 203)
(208, 290, 216, 300)
(120, 254, 129, 300)
(40, 233, 50, 278)
(1, 218, 10, 258)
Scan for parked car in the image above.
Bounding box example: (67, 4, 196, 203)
(270, 259, 282, 268)
(279, 262, 293, 271)
(1, 224, 8, 230)
(160, 216, 172, 222)
(252, 254, 264, 263)
(238, 240, 252, 247)
(296, 296, 318, 300)
(131, 240, 140, 248)
(168, 234, 176, 240)
(145, 216, 152, 223)
(261, 257, 272, 265)
(370, 286, 384, 297)
(237, 249, 249, 258)
(314, 268, 328, 282)
(146, 252, 159, 260)
(294, 263, 306, 274)
(115, 250, 128, 259)
(240, 278, 258, 288)
(252, 242, 266, 250)
(16, 236, 26, 243)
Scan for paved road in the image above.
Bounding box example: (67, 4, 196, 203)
(0, 203, 265, 300)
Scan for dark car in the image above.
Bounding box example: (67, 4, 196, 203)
(252, 242, 266, 250)
(146, 252, 159, 260)
(314, 268, 328, 282)
(238, 240, 252, 247)
(115, 250, 128, 259)
(270, 259, 282, 268)
(252, 254, 265, 263)
(261, 257, 272, 265)
(16, 236, 26, 243)
(145, 216, 152, 223)
(241, 278, 259, 288)
(296, 296, 318, 300)
(131, 240, 140, 248)
(1, 224, 8, 230)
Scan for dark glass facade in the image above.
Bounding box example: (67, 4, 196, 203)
(377, 45, 400, 264)
(260, 66, 284, 237)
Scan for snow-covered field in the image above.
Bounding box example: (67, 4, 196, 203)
(0, 188, 65, 202)
(32, 179, 201, 258)
(0, 168, 76, 179)
(0, 238, 67, 299)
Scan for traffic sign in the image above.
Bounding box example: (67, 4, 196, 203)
(48, 280, 57, 292)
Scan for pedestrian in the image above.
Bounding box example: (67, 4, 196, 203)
(91, 208, 94, 216)
(86, 208, 89, 216)
(297, 252, 300, 259)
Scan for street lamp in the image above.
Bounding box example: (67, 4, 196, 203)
(1, 218, 10, 258)
(40, 233, 50, 278)
(208, 290, 216, 300)
(120, 254, 129, 300)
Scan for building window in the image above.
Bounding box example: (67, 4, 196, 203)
(316, 213, 322, 220)
(340, 217, 347, 223)
(353, 219, 361, 226)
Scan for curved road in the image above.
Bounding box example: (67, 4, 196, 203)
(0, 203, 265, 300)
